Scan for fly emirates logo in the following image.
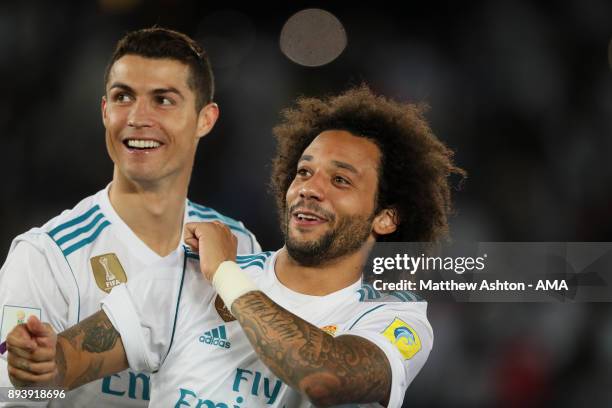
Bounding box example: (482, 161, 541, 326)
(174, 368, 286, 407)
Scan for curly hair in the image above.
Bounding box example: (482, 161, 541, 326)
(271, 85, 465, 243)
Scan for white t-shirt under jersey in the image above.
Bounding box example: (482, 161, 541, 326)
(0, 185, 260, 407)
(102, 250, 433, 408)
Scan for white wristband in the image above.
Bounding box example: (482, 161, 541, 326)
(212, 261, 258, 311)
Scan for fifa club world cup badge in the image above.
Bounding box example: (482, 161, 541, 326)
(382, 317, 422, 359)
(90, 253, 128, 293)
(0, 305, 41, 347)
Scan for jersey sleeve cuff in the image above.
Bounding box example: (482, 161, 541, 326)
(343, 330, 408, 408)
(101, 284, 153, 373)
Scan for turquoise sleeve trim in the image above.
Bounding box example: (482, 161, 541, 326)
(49, 205, 100, 238)
(237, 260, 264, 270)
(348, 304, 386, 330)
(236, 252, 272, 263)
(63, 220, 111, 256)
(55, 213, 105, 246)
(187, 210, 249, 235)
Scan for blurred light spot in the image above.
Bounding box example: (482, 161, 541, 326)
(280, 8, 346, 67)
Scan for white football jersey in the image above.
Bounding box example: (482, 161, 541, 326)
(102, 250, 433, 408)
(0, 185, 260, 407)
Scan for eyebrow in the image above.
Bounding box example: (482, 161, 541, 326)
(298, 155, 359, 174)
(298, 154, 313, 162)
(108, 82, 134, 93)
(332, 160, 358, 174)
(108, 82, 185, 100)
(152, 87, 184, 100)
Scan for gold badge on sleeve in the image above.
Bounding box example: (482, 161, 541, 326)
(382, 317, 421, 359)
(90, 253, 127, 293)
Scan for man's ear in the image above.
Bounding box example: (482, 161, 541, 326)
(372, 208, 398, 236)
(196, 102, 220, 139)
(101, 95, 108, 126)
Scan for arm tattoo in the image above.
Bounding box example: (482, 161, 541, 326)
(59, 311, 119, 353)
(60, 323, 82, 350)
(81, 314, 120, 353)
(55, 311, 121, 389)
(232, 292, 391, 406)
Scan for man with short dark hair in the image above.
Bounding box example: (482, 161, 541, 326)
(104, 28, 215, 113)
(0, 27, 259, 407)
(7, 85, 462, 407)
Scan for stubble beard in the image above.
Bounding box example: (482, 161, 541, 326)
(284, 210, 374, 267)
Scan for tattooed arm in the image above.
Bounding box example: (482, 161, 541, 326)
(184, 221, 393, 406)
(55, 310, 128, 389)
(232, 292, 392, 407)
(6, 311, 128, 390)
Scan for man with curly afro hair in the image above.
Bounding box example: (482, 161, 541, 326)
(7, 85, 463, 408)
(271, 85, 464, 255)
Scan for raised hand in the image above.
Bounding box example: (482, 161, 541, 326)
(184, 221, 237, 281)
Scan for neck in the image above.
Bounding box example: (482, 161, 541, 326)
(109, 169, 189, 256)
(275, 243, 373, 296)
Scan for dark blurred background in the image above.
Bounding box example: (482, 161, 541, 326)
(1, 0, 611, 406)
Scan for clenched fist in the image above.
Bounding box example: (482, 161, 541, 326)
(6, 315, 58, 388)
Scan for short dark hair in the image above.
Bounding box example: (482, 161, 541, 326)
(271, 85, 465, 243)
(104, 27, 214, 111)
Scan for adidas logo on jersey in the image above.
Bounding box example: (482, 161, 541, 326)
(199, 325, 231, 349)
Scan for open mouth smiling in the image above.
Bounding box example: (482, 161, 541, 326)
(123, 139, 163, 150)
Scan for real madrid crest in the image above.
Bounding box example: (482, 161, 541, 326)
(321, 325, 338, 336)
(90, 253, 127, 293)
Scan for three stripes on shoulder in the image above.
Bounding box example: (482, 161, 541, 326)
(48, 205, 110, 257)
(46, 200, 256, 258)
(187, 201, 250, 236)
(184, 248, 273, 272)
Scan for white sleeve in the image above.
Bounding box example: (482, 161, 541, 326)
(100, 269, 180, 373)
(0, 238, 73, 391)
(0, 239, 72, 340)
(337, 303, 433, 408)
